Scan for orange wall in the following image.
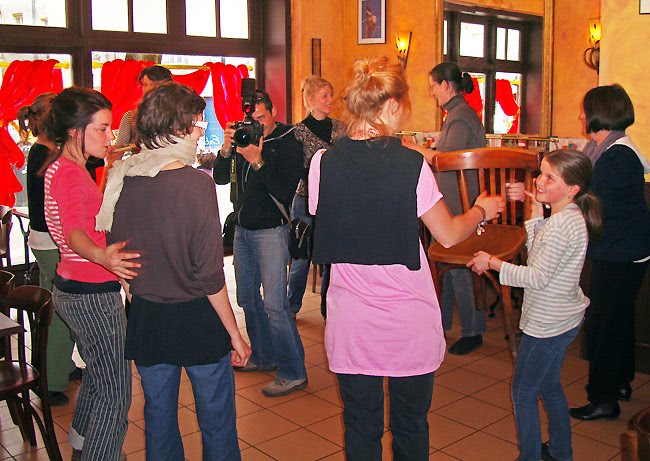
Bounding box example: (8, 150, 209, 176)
(600, 0, 650, 172)
(291, 0, 598, 136)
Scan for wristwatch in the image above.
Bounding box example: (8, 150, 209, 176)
(251, 159, 265, 170)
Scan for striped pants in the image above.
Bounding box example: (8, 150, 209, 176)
(53, 288, 131, 461)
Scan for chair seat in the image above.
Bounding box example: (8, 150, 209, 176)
(428, 224, 526, 265)
(0, 361, 39, 397)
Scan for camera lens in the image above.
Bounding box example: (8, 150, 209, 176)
(234, 126, 254, 147)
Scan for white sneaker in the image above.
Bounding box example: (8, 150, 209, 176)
(262, 378, 307, 397)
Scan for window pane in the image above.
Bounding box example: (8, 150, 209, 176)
(468, 72, 486, 125)
(459, 22, 484, 58)
(443, 20, 448, 55)
(92, 0, 128, 31)
(186, 0, 216, 37)
(507, 29, 520, 61)
(0, 0, 66, 27)
(496, 27, 506, 60)
(493, 72, 521, 134)
(134, 0, 167, 34)
(220, 0, 248, 39)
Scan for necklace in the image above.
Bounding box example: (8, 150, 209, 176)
(350, 127, 381, 140)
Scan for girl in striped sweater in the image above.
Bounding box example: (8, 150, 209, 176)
(468, 150, 602, 461)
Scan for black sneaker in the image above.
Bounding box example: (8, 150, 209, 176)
(48, 391, 69, 407)
(69, 367, 84, 381)
(541, 442, 557, 461)
(447, 335, 483, 355)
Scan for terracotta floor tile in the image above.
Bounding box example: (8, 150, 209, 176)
(435, 368, 499, 396)
(442, 430, 519, 461)
(461, 355, 514, 381)
(472, 380, 513, 410)
(303, 365, 338, 393)
(240, 446, 276, 460)
(177, 380, 196, 407)
(237, 381, 307, 409)
(298, 324, 325, 343)
(428, 450, 462, 460)
(237, 409, 300, 445)
(269, 393, 342, 427)
(435, 396, 511, 430)
(304, 342, 328, 366)
(429, 384, 466, 411)
(560, 355, 590, 382)
(572, 432, 621, 460)
(631, 381, 650, 402)
(122, 420, 146, 454)
(235, 394, 264, 418)
(128, 392, 145, 422)
(426, 413, 476, 449)
(306, 414, 345, 447)
(618, 398, 650, 423)
(572, 417, 630, 448)
(255, 427, 340, 460)
(312, 384, 343, 407)
(234, 369, 276, 391)
(319, 449, 345, 460)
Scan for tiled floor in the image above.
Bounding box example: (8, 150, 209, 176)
(1, 256, 648, 460)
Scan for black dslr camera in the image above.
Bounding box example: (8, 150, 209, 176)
(231, 78, 263, 150)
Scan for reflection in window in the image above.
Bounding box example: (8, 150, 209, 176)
(220, 0, 248, 39)
(134, 0, 167, 34)
(92, 0, 128, 31)
(0, 0, 66, 27)
(459, 22, 484, 58)
(186, 0, 216, 37)
(493, 72, 521, 134)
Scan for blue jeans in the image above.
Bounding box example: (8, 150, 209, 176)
(337, 372, 434, 461)
(440, 266, 486, 337)
(234, 224, 306, 380)
(512, 324, 580, 461)
(287, 194, 312, 314)
(137, 355, 240, 461)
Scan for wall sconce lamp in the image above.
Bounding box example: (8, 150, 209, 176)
(584, 19, 600, 72)
(396, 32, 412, 68)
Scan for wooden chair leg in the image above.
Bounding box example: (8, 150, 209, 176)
(21, 392, 37, 446)
(34, 399, 63, 461)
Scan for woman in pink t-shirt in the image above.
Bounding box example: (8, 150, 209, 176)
(42, 87, 140, 461)
(308, 56, 504, 460)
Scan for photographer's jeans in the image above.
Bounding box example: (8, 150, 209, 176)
(234, 225, 306, 381)
(512, 324, 580, 461)
(287, 194, 313, 314)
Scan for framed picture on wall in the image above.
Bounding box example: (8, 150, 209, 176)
(642, 0, 650, 14)
(358, 0, 386, 44)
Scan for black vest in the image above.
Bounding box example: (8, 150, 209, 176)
(313, 136, 423, 270)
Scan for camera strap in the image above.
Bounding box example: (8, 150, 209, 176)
(229, 156, 238, 203)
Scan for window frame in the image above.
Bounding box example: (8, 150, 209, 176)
(0, 0, 263, 88)
(444, 6, 531, 134)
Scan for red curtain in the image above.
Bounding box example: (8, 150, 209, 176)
(464, 76, 484, 122)
(205, 63, 250, 129)
(101, 59, 155, 130)
(495, 79, 520, 134)
(172, 69, 210, 95)
(0, 59, 63, 207)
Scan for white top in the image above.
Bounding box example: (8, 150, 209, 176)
(500, 203, 589, 338)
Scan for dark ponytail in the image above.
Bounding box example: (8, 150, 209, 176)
(429, 62, 476, 94)
(544, 149, 602, 241)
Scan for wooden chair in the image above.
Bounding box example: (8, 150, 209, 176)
(622, 406, 650, 461)
(0, 285, 62, 461)
(0, 206, 12, 268)
(0, 270, 14, 305)
(427, 147, 540, 356)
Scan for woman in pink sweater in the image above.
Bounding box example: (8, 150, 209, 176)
(42, 87, 139, 461)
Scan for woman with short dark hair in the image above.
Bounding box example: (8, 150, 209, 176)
(98, 82, 250, 460)
(569, 84, 650, 421)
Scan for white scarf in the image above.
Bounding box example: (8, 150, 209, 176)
(96, 136, 197, 232)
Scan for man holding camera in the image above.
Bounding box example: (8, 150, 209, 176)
(213, 89, 307, 397)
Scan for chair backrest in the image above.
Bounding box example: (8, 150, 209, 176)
(431, 147, 541, 225)
(2, 285, 53, 375)
(0, 207, 12, 266)
(0, 270, 15, 307)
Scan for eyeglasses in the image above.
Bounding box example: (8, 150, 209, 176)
(429, 82, 440, 92)
(193, 120, 208, 130)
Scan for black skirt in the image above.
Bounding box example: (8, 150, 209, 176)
(125, 295, 231, 367)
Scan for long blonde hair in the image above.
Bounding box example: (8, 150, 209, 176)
(341, 56, 410, 136)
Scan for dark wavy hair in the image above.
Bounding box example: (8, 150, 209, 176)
(135, 82, 206, 149)
(545, 149, 602, 240)
(429, 62, 475, 94)
(39, 86, 112, 175)
(582, 84, 634, 134)
(17, 92, 55, 143)
(138, 65, 173, 84)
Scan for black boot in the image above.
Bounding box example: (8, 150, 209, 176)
(570, 402, 620, 421)
(448, 335, 483, 355)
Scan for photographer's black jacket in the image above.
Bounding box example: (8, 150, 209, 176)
(214, 122, 303, 230)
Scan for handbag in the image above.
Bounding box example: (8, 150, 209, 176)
(269, 195, 313, 260)
(222, 211, 237, 254)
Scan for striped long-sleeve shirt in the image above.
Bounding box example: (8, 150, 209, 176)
(44, 157, 117, 284)
(500, 203, 589, 338)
